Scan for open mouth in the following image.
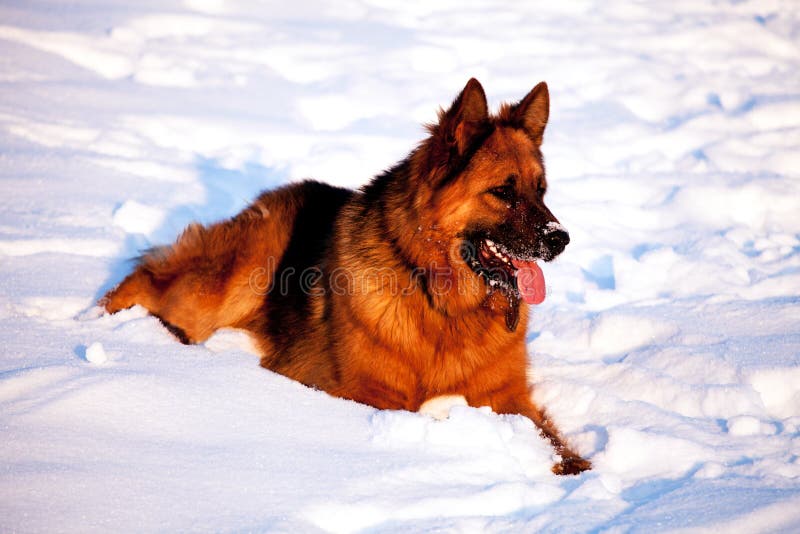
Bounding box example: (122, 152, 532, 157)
(462, 236, 546, 306)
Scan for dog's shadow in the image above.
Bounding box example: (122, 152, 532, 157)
(93, 157, 287, 303)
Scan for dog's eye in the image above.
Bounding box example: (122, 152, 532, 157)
(488, 185, 515, 201)
(536, 186, 547, 197)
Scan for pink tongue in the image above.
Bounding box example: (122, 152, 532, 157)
(512, 259, 546, 305)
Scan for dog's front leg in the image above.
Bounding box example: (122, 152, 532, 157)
(491, 388, 591, 475)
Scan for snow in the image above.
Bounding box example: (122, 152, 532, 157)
(1, 0, 799, 532)
(83, 341, 108, 365)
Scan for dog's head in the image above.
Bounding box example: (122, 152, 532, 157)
(408, 79, 569, 328)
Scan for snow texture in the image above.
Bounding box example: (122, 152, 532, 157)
(1, 0, 799, 532)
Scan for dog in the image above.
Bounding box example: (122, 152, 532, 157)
(102, 78, 591, 475)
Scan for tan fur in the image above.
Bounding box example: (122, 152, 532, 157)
(103, 79, 591, 475)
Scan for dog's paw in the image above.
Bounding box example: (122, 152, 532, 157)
(99, 285, 130, 314)
(418, 394, 468, 420)
(551, 455, 592, 476)
(97, 295, 111, 312)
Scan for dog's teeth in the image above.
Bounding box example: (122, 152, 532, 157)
(483, 239, 517, 266)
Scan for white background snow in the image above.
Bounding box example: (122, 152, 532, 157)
(1, 0, 800, 532)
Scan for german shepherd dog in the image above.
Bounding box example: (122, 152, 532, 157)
(102, 79, 591, 475)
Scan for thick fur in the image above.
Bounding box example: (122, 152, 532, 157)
(103, 79, 591, 475)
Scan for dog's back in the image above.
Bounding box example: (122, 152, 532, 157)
(103, 181, 352, 346)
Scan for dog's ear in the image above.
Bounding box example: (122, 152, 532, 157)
(437, 78, 489, 154)
(513, 81, 549, 145)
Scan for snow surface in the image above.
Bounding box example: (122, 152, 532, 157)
(1, 0, 800, 532)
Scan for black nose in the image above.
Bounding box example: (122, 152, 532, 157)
(544, 229, 570, 257)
